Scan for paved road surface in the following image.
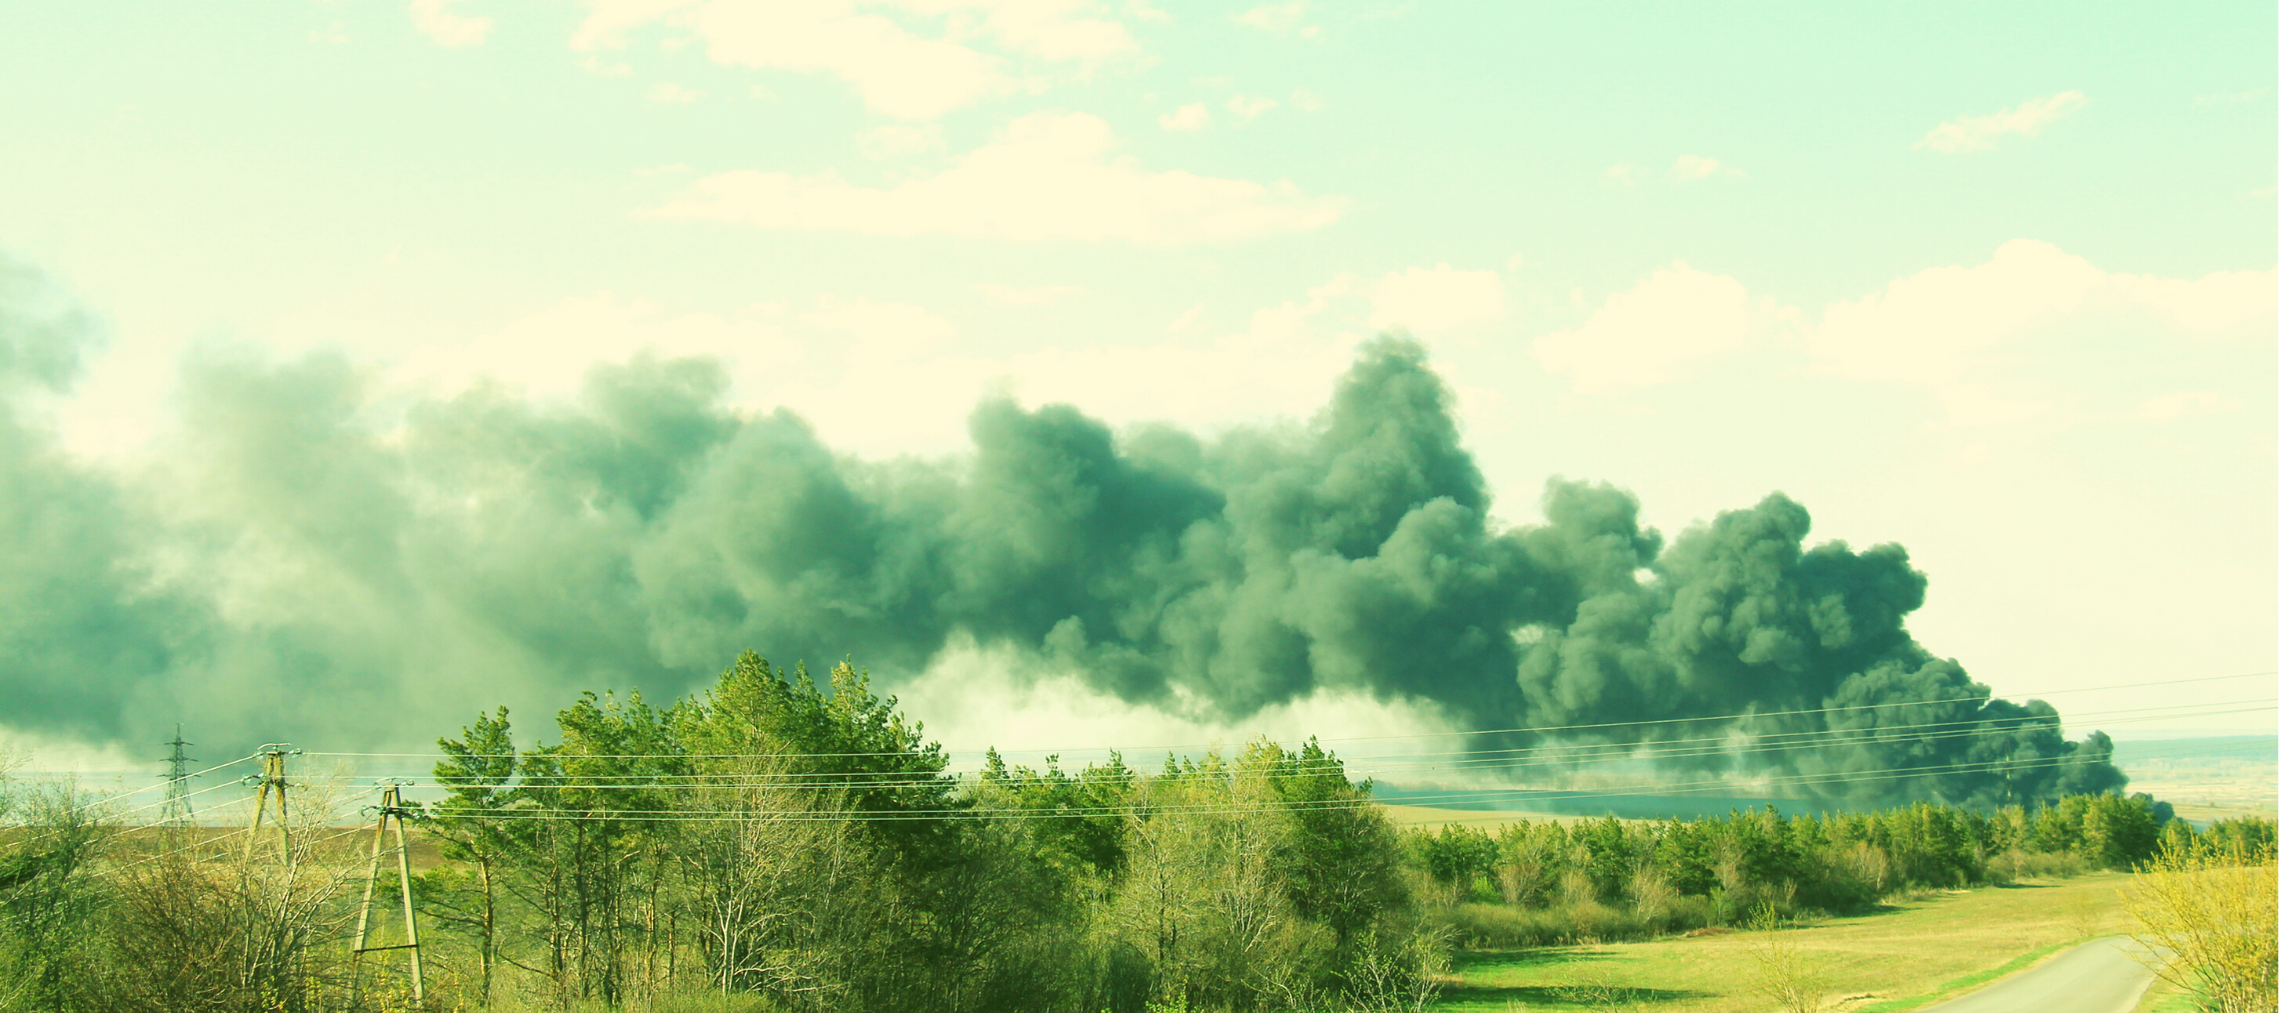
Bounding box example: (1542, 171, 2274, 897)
(1916, 937, 2158, 1013)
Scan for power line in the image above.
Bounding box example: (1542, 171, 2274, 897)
(4, 772, 257, 855)
(105, 823, 371, 876)
(56, 740, 2276, 871)
(410, 740, 2272, 824)
(307, 669, 2277, 762)
(363, 699, 2278, 793)
(32, 752, 259, 812)
(378, 707, 2275, 799)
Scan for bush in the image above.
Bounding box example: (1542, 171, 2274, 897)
(1984, 848, 2089, 883)
(1745, 904, 1828, 1013)
(1432, 897, 1721, 950)
(2124, 836, 2277, 1013)
(1793, 842, 1887, 913)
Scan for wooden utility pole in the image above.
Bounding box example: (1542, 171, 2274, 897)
(351, 780, 426, 1004)
(244, 743, 299, 864)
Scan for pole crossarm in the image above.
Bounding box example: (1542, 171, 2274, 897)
(242, 743, 300, 864)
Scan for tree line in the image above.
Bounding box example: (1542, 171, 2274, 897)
(1405, 786, 2271, 948)
(406, 653, 1424, 1013)
(0, 650, 2270, 1012)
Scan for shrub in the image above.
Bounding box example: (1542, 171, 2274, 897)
(1745, 904, 1827, 1013)
(2124, 836, 2277, 1013)
(1984, 848, 2088, 883)
(1432, 896, 1722, 950)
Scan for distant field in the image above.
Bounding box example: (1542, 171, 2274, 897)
(1429, 873, 2136, 1012)
(1371, 782, 1835, 821)
(1378, 804, 1595, 829)
(93, 823, 455, 872)
(2113, 736, 2277, 824)
(1373, 735, 2278, 829)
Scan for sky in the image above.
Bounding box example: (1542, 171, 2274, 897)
(0, 0, 2273, 774)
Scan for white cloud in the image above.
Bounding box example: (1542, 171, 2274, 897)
(371, 273, 1372, 472)
(1534, 264, 1792, 394)
(1916, 91, 2087, 153)
(1124, 0, 1170, 24)
(922, 0, 1137, 62)
(1158, 102, 1211, 131)
(975, 283, 1085, 306)
(2099, 264, 2279, 331)
(1608, 157, 1740, 184)
(573, 0, 700, 50)
(1225, 274, 1351, 348)
(1812, 240, 2269, 383)
(646, 82, 705, 103)
(803, 296, 956, 359)
(1528, 241, 2278, 425)
(1812, 240, 2275, 424)
(1235, 1, 1305, 32)
(410, 0, 492, 47)
(579, 54, 634, 77)
(2139, 391, 2237, 421)
(574, 0, 1136, 120)
(858, 123, 945, 158)
(394, 293, 797, 398)
(1289, 88, 1325, 112)
(1368, 264, 1504, 333)
(1226, 95, 1279, 121)
(688, 3, 1005, 119)
(648, 111, 1346, 245)
(2193, 88, 2268, 106)
(1670, 154, 1741, 180)
(752, 277, 1364, 459)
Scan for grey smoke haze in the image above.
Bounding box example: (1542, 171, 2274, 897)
(0, 261, 2121, 805)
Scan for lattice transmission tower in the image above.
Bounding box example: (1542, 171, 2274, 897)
(159, 724, 196, 827)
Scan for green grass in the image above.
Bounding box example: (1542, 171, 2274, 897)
(1853, 941, 2068, 1013)
(1428, 873, 2139, 1013)
(2130, 981, 2204, 1013)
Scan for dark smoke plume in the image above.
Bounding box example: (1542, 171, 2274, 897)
(0, 261, 2121, 806)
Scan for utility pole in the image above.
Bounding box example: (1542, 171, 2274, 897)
(351, 780, 425, 1004)
(159, 725, 196, 829)
(243, 743, 301, 865)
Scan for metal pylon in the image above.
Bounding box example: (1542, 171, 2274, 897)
(350, 780, 425, 1004)
(159, 725, 196, 829)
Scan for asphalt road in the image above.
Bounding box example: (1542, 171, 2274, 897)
(1917, 937, 2159, 1013)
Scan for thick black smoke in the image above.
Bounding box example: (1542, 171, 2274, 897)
(0, 263, 2120, 806)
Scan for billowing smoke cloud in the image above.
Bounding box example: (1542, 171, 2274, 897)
(0, 262, 2119, 805)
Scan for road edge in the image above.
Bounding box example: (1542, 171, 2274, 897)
(1854, 937, 2086, 1013)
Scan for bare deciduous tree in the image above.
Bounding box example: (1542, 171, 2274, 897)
(1744, 904, 1826, 1013)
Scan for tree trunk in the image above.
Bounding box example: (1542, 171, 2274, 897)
(479, 855, 496, 1003)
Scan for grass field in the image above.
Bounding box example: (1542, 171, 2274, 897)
(1428, 873, 2140, 1012)
(2113, 736, 2278, 826)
